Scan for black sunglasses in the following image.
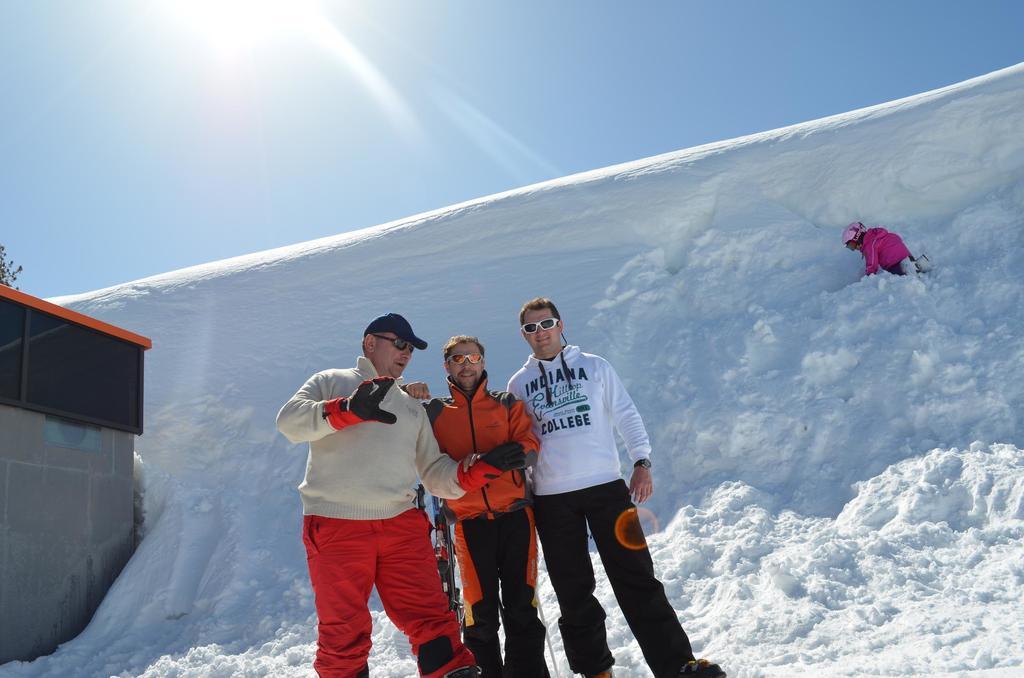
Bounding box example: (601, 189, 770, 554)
(371, 334, 415, 352)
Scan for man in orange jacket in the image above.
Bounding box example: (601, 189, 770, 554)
(426, 335, 550, 678)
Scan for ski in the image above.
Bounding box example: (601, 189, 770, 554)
(430, 494, 464, 624)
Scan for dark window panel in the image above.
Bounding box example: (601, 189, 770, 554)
(0, 298, 25, 399)
(27, 310, 140, 429)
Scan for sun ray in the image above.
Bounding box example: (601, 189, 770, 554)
(304, 18, 422, 140)
(430, 84, 562, 183)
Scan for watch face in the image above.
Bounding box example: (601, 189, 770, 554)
(635, 459, 651, 468)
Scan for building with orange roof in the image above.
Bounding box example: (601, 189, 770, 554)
(0, 284, 151, 663)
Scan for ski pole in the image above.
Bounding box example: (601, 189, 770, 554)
(535, 577, 563, 678)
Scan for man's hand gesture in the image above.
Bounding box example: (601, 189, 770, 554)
(348, 377, 397, 424)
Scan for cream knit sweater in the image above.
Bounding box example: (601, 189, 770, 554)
(277, 356, 465, 519)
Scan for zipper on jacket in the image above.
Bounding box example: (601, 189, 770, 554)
(465, 395, 495, 514)
(465, 396, 479, 454)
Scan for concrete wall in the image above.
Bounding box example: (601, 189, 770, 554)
(0, 403, 135, 664)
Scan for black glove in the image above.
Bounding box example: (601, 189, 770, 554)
(348, 377, 397, 424)
(479, 441, 526, 471)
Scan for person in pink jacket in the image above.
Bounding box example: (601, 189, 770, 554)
(842, 222, 916, 276)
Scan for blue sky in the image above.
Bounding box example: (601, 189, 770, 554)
(2, 0, 1023, 299)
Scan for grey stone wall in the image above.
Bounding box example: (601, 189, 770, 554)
(0, 404, 136, 664)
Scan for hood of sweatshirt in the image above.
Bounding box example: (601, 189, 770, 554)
(520, 344, 581, 370)
(521, 345, 582, 407)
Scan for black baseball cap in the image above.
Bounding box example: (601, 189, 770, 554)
(363, 313, 428, 350)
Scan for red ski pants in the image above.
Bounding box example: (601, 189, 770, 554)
(303, 509, 476, 678)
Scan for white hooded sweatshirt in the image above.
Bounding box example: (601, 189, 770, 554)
(507, 345, 652, 495)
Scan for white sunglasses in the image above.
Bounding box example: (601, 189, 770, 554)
(521, 318, 559, 334)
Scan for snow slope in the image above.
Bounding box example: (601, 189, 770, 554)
(3, 63, 1024, 677)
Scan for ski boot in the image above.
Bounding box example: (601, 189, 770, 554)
(444, 667, 482, 677)
(679, 658, 726, 677)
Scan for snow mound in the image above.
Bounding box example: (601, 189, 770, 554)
(635, 444, 1024, 677)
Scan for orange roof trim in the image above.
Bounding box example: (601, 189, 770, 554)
(0, 285, 153, 350)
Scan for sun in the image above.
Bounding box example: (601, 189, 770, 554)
(157, 0, 420, 136)
(160, 0, 329, 60)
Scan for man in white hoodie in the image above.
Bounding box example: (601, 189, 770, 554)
(507, 299, 724, 678)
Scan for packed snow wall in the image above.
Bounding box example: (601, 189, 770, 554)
(56, 63, 1024, 519)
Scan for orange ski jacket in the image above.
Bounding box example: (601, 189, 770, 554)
(426, 373, 540, 521)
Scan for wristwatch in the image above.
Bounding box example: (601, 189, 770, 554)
(633, 458, 651, 469)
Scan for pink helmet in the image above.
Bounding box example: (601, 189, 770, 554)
(842, 222, 866, 244)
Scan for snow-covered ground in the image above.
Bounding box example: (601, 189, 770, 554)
(3, 63, 1024, 677)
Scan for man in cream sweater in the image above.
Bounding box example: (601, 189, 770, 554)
(278, 313, 524, 678)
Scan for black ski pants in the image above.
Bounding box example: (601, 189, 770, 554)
(455, 507, 550, 678)
(534, 480, 694, 678)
